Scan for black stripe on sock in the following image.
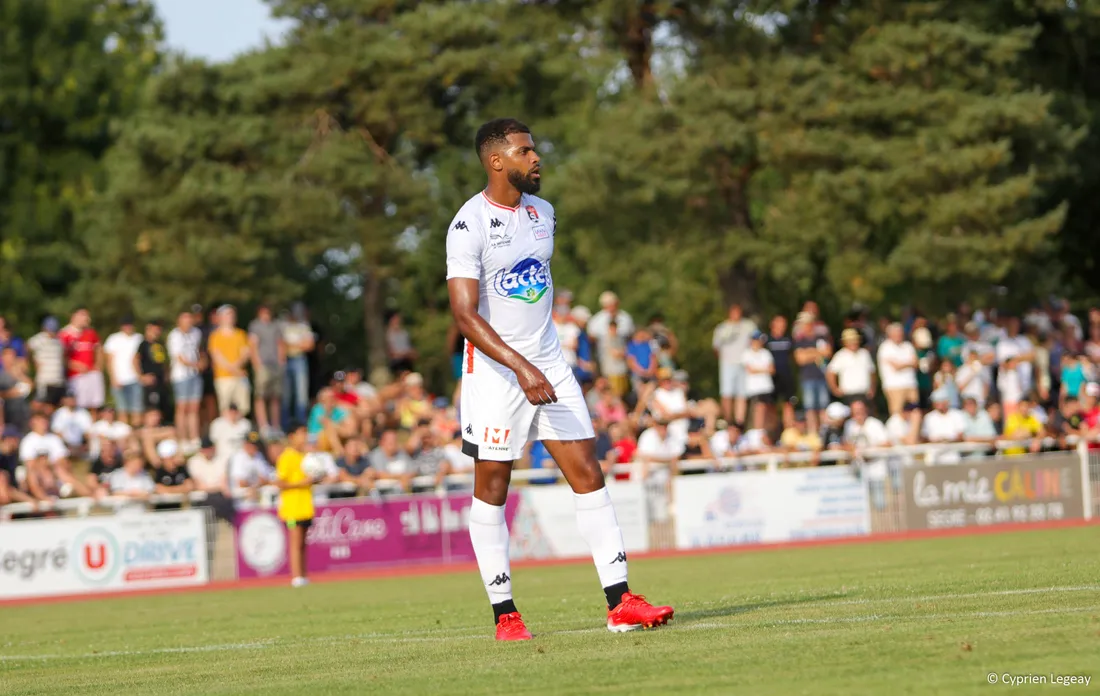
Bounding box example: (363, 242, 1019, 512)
(604, 582, 629, 610)
(492, 599, 518, 622)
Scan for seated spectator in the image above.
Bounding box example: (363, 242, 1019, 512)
(229, 431, 275, 499)
(883, 402, 923, 446)
(779, 411, 823, 454)
(843, 400, 890, 449)
(1051, 396, 1084, 447)
(922, 389, 967, 444)
(635, 417, 684, 480)
(151, 439, 194, 496)
(597, 320, 630, 397)
(89, 406, 133, 458)
(820, 402, 850, 449)
(956, 350, 992, 407)
(407, 425, 453, 491)
(87, 439, 122, 494)
(594, 380, 628, 425)
(50, 391, 93, 455)
(680, 420, 713, 461)
(603, 421, 636, 480)
(307, 387, 353, 449)
(708, 420, 744, 463)
(336, 437, 374, 487)
(959, 396, 998, 443)
(20, 412, 90, 500)
(626, 327, 658, 393)
(187, 437, 228, 495)
(743, 331, 775, 429)
(370, 429, 414, 491)
(1003, 397, 1043, 455)
(1081, 383, 1100, 443)
(107, 449, 155, 499)
(210, 404, 251, 466)
(738, 422, 773, 455)
(397, 373, 432, 430)
(0, 425, 33, 506)
(932, 359, 961, 410)
(524, 440, 558, 485)
(442, 432, 475, 475)
(1060, 352, 1088, 404)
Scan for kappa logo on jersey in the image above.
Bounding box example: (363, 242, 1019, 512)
(489, 218, 504, 229)
(452, 220, 468, 231)
(493, 258, 551, 304)
(525, 205, 539, 222)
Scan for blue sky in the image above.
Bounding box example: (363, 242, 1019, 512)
(153, 0, 292, 63)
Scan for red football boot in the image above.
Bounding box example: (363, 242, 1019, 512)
(495, 612, 533, 641)
(607, 592, 674, 632)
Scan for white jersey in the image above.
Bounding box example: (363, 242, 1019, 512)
(446, 191, 562, 372)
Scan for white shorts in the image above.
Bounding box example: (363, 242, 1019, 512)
(69, 371, 105, 410)
(460, 360, 595, 462)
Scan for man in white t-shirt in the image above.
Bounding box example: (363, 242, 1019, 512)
(842, 400, 889, 449)
(103, 316, 145, 426)
(210, 404, 252, 467)
(742, 331, 775, 429)
(636, 419, 685, 478)
(827, 329, 877, 406)
(50, 391, 93, 453)
(884, 402, 922, 446)
(167, 310, 205, 450)
(712, 304, 757, 425)
(876, 323, 918, 416)
(995, 317, 1035, 410)
(19, 412, 91, 499)
(553, 302, 581, 371)
(586, 291, 635, 349)
(88, 406, 134, 459)
(921, 389, 967, 443)
(955, 352, 991, 407)
(228, 430, 274, 499)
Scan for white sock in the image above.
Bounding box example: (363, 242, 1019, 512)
(574, 487, 629, 589)
(469, 498, 513, 605)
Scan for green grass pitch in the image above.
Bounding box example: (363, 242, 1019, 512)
(2, 527, 1098, 695)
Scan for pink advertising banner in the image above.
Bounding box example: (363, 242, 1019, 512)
(234, 494, 519, 578)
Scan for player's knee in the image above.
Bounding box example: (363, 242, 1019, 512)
(573, 464, 605, 494)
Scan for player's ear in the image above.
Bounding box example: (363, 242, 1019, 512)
(488, 151, 504, 173)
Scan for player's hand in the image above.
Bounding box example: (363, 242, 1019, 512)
(516, 361, 557, 405)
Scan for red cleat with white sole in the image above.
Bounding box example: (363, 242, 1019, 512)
(607, 592, 674, 632)
(495, 612, 533, 641)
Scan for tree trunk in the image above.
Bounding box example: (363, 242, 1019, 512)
(362, 264, 387, 380)
(716, 155, 759, 313)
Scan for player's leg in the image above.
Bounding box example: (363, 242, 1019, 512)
(288, 519, 308, 587)
(461, 366, 534, 640)
(537, 364, 673, 631)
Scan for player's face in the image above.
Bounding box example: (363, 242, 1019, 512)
(500, 133, 541, 194)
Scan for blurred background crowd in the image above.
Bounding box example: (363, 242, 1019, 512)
(3, 291, 1100, 509)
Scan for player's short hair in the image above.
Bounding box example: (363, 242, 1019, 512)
(475, 118, 531, 159)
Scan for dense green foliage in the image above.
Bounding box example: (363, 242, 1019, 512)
(2, 0, 1099, 392)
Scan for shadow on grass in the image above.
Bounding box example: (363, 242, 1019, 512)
(674, 592, 851, 623)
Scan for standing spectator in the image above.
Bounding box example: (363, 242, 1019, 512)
(59, 308, 105, 416)
(1084, 323, 1100, 366)
(0, 316, 26, 373)
(167, 310, 204, 451)
(996, 317, 1035, 413)
(766, 315, 795, 430)
(932, 359, 962, 410)
(827, 329, 876, 406)
(597, 320, 629, 397)
(911, 325, 936, 405)
(554, 301, 581, 375)
(587, 291, 635, 349)
(385, 312, 417, 375)
(27, 316, 66, 410)
(956, 349, 992, 407)
(937, 315, 966, 367)
(793, 312, 833, 436)
(743, 331, 775, 429)
(648, 314, 680, 370)
(104, 315, 145, 426)
(281, 302, 315, 426)
(0, 347, 32, 431)
(198, 305, 218, 428)
(1060, 352, 1088, 404)
(249, 305, 286, 439)
(571, 306, 596, 383)
(137, 320, 169, 420)
(208, 306, 251, 414)
(712, 303, 757, 424)
(626, 327, 658, 393)
(877, 323, 918, 416)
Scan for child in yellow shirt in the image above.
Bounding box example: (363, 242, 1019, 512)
(275, 422, 315, 587)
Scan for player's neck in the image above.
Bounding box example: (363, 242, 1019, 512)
(483, 182, 522, 209)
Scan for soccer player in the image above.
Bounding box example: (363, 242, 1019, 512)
(447, 118, 674, 641)
(274, 422, 314, 588)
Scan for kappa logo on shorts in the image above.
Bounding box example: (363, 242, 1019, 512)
(464, 424, 473, 436)
(483, 427, 511, 445)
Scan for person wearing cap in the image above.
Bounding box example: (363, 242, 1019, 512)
(59, 308, 105, 417)
(168, 309, 205, 451)
(274, 422, 314, 588)
(27, 316, 65, 410)
(712, 303, 757, 425)
(209, 305, 251, 416)
(821, 402, 850, 449)
(104, 314, 146, 426)
(826, 328, 876, 407)
(0, 425, 33, 506)
(921, 389, 966, 444)
(586, 291, 634, 348)
(743, 330, 776, 429)
(248, 304, 286, 439)
(877, 322, 919, 417)
(280, 303, 315, 426)
(150, 439, 194, 498)
(229, 429, 275, 499)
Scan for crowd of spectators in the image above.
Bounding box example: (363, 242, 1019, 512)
(2, 292, 1100, 511)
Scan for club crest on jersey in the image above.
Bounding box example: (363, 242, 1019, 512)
(525, 205, 539, 222)
(493, 257, 552, 304)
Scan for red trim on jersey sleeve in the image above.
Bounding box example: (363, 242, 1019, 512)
(480, 191, 519, 211)
(466, 342, 475, 374)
